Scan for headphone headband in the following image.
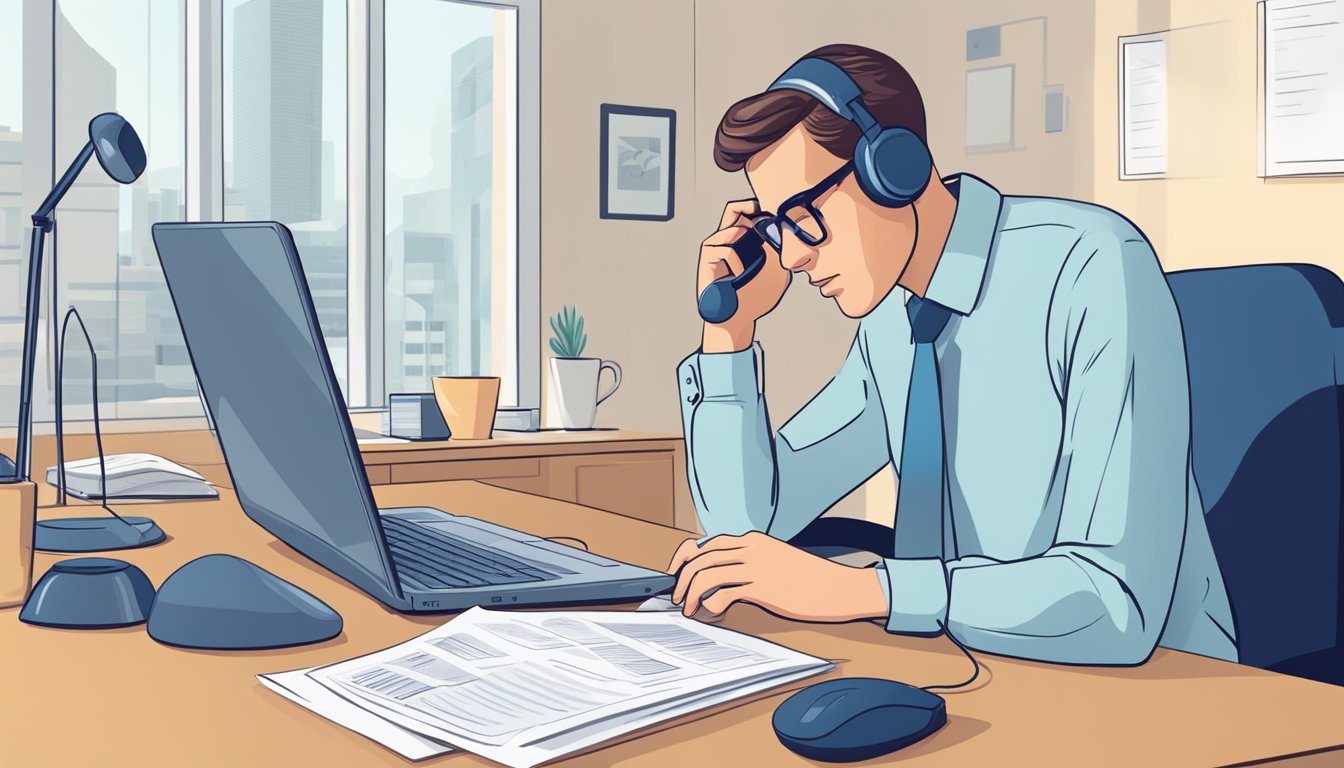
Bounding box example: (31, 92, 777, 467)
(765, 54, 932, 208)
(768, 58, 881, 140)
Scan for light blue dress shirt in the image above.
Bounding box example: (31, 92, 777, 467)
(676, 174, 1238, 665)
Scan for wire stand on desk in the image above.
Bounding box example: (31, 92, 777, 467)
(34, 305, 166, 553)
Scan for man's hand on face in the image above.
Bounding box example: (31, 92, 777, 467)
(664, 531, 889, 624)
(698, 199, 791, 353)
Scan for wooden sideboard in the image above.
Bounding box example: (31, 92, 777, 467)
(358, 430, 694, 530)
(6, 426, 698, 532)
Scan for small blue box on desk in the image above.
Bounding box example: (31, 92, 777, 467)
(387, 394, 450, 440)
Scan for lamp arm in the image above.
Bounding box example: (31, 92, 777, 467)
(11, 138, 98, 481)
(34, 141, 94, 221)
(12, 140, 95, 481)
(12, 223, 48, 482)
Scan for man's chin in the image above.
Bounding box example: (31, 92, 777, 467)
(833, 292, 877, 318)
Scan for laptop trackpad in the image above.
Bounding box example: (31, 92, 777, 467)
(511, 539, 620, 568)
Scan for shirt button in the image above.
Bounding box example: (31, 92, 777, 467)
(685, 376, 692, 384)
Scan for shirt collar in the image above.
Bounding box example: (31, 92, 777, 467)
(923, 173, 1002, 316)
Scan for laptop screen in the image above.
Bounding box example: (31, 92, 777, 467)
(152, 222, 402, 605)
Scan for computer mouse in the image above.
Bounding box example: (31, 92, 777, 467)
(772, 677, 947, 762)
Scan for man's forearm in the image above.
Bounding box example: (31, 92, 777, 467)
(701, 320, 755, 354)
(678, 348, 779, 535)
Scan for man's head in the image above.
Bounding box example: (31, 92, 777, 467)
(715, 44, 935, 317)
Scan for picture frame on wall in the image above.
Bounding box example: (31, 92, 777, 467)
(599, 104, 676, 221)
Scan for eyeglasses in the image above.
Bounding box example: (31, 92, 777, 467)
(753, 160, 855, 252)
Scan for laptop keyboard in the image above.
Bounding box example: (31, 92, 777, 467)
(381, 516, 563, 590)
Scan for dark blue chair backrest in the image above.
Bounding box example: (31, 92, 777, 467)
(1167, 264, 1344, 679)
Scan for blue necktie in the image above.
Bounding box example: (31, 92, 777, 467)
(894, 295, 953, 559)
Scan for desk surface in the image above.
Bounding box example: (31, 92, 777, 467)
(356, 427, 683, 458)
(2, 442, 1343, 767)
(10, 425, 683, 463)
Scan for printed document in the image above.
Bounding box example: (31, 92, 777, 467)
(262, 607, 832, 768)
(1261, 0, 1344, 175)
(1120, 32, 1168, 178)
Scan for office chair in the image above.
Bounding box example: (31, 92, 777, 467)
(1169, 264, 1344, 686)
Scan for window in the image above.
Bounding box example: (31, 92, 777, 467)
(0, 0, 538, 429)
(223, 0, 349, 391)
(48, 0, 190, 421)
(0, 0, 25, 427)
(383, 0, 518, 405)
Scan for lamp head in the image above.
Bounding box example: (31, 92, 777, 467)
(88, 112, 146, 184)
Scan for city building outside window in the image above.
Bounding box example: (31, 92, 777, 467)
(0, 0, 538, 430)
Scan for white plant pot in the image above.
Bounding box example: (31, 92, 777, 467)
(546, 357, 621, 429)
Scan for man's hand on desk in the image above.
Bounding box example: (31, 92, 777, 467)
(665, 531, 889, 623)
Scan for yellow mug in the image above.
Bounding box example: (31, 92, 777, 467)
(432, 376, 501, 441)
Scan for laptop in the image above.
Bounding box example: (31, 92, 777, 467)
(151, 221, 674, 612)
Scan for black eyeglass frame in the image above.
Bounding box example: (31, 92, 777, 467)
(754, 160, 855, 251)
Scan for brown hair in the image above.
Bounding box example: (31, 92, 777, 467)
(713, 44, 927, 172)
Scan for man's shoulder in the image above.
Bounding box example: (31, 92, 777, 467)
(995, 193, 1161, 295)
(997, 193, 1146, 245)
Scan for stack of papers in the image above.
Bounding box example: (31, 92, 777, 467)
(45, 453, 218, 500)
(260, 607, 833, 767)
(353, 427, 411, 445)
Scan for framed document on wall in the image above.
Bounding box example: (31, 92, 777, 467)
(1118, 32, 1168, 179)
(599, 104, 676, 221)
(1259, 0, 1344, 177)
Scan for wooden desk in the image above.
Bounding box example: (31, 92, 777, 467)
(357, 429, 694, 531)
(2, 444, 1343, 766)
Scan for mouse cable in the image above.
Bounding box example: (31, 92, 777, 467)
(920, 620, 981, 692)
(544, 536, 589, 551)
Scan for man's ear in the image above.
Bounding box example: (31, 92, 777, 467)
(743, 168, 760, 205)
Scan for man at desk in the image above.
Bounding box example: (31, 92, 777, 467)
(669, 44, 1238, 666)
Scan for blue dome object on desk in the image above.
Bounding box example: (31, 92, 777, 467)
(35, 515, 165, 552)
(147, 554, 343, 650)
(19, 557, 156, 628)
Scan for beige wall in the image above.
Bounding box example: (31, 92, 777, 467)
(540, 0, 1344, 522)
(540, 0, 700, 436)
(1093, 0, 1344, 279)
(541, 0, 1097, 519)
(541, 0, 1098, 434)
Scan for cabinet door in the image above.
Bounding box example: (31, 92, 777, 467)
(542, 452, 676, 527)
(391, 458, 541, 484)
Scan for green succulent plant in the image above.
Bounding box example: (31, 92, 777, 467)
(549, 305, 587, 358)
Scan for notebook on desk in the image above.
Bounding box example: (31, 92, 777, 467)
(351, 427, 409, 446)
(45, 453, 218, 500)
(152, 221, 674, 613)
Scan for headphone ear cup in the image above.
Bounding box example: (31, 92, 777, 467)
(854, 128, 932, 208)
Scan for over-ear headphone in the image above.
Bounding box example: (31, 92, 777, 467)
(767, 57, 932, 208)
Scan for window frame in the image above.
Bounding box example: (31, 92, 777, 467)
(195, 0, 541, 414)
(21, 0, 197, 427)
(10, 0, 539, 430)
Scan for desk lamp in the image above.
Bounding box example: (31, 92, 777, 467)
(1, 113, 163, 551)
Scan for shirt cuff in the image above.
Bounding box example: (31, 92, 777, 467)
(692, 343, 761, 399)
(876, 558, 949, 635)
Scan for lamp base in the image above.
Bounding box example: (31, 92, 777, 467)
(0, 453, 15, 482)
(34, 516, 165, 553)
